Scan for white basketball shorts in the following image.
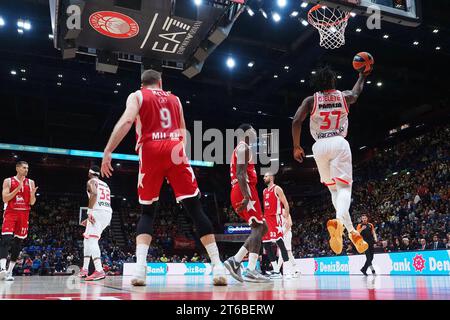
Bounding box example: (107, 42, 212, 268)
(83, 209, 112, 239)
(312, 135, 353, 186)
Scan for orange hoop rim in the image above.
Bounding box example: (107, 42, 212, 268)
(308, 4, 351, 28)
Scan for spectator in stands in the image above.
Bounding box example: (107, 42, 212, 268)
(160, 254, 168, 263)
(429, 234, 445, 250)
(418, 238, 427, 251)
(191, 252, 199, 262)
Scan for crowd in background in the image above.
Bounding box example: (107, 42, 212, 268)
(1, 125, 448, 275)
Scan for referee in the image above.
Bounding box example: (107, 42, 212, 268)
(357, 214, 378, 276)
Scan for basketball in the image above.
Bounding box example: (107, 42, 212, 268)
(353, 52, 374, 73)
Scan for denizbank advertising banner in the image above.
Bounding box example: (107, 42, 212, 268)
(123, 262, 259, 276)
(295, 250, 450, 275)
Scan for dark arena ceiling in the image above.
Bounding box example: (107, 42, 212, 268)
(0, 0, 449, 169)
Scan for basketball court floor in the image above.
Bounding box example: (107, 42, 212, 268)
(0, 275, 449, 300)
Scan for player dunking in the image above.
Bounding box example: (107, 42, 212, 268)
(224, 124, 271, 283)
(261, 173, 294, 278)
(101, 69, 227, 286)
(292, 66, 370, 255)
(79, 166, 112, 281)
(0, 161, 38, 281)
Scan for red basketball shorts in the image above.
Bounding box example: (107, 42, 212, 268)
(230, 184, 264, 225)
(262, 214, 283, 243)
(2, 209, 30, 239)
(138, 140, 199, 205)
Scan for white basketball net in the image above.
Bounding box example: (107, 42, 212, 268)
(308, 5, 350, 50)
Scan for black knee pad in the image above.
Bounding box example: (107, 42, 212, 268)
(0, 235, 13, 259)
(10, 238, 22, 261)
(181, 196, 213, 238)
(136, 203, 158, 236)
(276, 239, 289, 262)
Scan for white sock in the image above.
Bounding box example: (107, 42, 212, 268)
(369, 265, 375, 272)
(204, 242, 221, 265)
(336, 184, 355, 233)
(271, 261, 278, 272)
(82, 257, 90, 270)
(136, 244, 149, 266)
(93, 258, 103, 272)
(0, 259, 6, 270)
(247, 253, 258, 271)
(7, 261, 16, 274)
(234, 246, 248, 263)
(288, 251, 296, 267)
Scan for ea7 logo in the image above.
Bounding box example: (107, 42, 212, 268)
(141, 13, 200, 55)
(162, 17, 191, 32)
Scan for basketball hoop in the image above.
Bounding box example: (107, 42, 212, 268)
(308, 5, 350, 50)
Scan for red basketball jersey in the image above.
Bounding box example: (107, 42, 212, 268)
(263, 184, 282, 216)
(135, 88, 183, 151)
(230, 142, 257, 187)
(6, 177, 31, 211)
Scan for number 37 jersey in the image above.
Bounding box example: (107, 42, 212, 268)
(135, 88, 183, 151)
(89, 178, 112, 213)
(310, 90, 349, 141)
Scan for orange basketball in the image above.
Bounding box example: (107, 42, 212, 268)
(353, 52, 374, 73)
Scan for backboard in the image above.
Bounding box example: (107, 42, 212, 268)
(305, 0, 422, 27)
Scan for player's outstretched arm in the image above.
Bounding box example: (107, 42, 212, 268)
(343, 70, 371, 105)
(292, 96, 313, 163)
(102, 92, 141, 177)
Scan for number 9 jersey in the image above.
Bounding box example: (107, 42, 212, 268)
(309, 90, 349, 141)
(134, 87, 200, 205)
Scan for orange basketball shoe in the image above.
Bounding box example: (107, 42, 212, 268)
(327, 219, 344, 254)
(349, 231, 369, 254)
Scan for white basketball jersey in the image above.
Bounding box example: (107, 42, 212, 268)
(89, 178, 112, 212)
(310, 90, 349, 141)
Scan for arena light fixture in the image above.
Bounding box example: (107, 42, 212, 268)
(226, 57, 236, 69)
(273, 74, 278, 78)
(433, 29, 439, 33)
(246, 7, 255, 16)
(194, 0, 202, 6)
(413, 41, 419, 46)
(377, 82, 383, 87)
(383, 34, 389, 39)
(350, 12, 356, 17)
(356, 28, 362, 32)
(284, 65, 289, 70)
(272, 12, 281, 22)
(233, 107, 237, 110)
(0, 17, 5, 27)
(290, 11, 299, 17)
(21, 69, 26, 73)
(300, 79, 305, 83)
(435, 46, 441, 51)
(23, 21, 31, 30)
(247, 61, 255, 68)
(301, 2, 308, 8)
(301, 19, 308, 26)
(10, 70, 17, 75)
(17, 28, 24, 34)
(260, 9, 268, 19)
(277, 0, 287, 8)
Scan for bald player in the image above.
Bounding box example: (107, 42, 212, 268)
(261, 173, 294, 278)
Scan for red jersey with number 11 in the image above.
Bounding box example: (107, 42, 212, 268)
(230, 142, 258, 187)
(135, 88, 183, 151)
(310, 89, 349, 141)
